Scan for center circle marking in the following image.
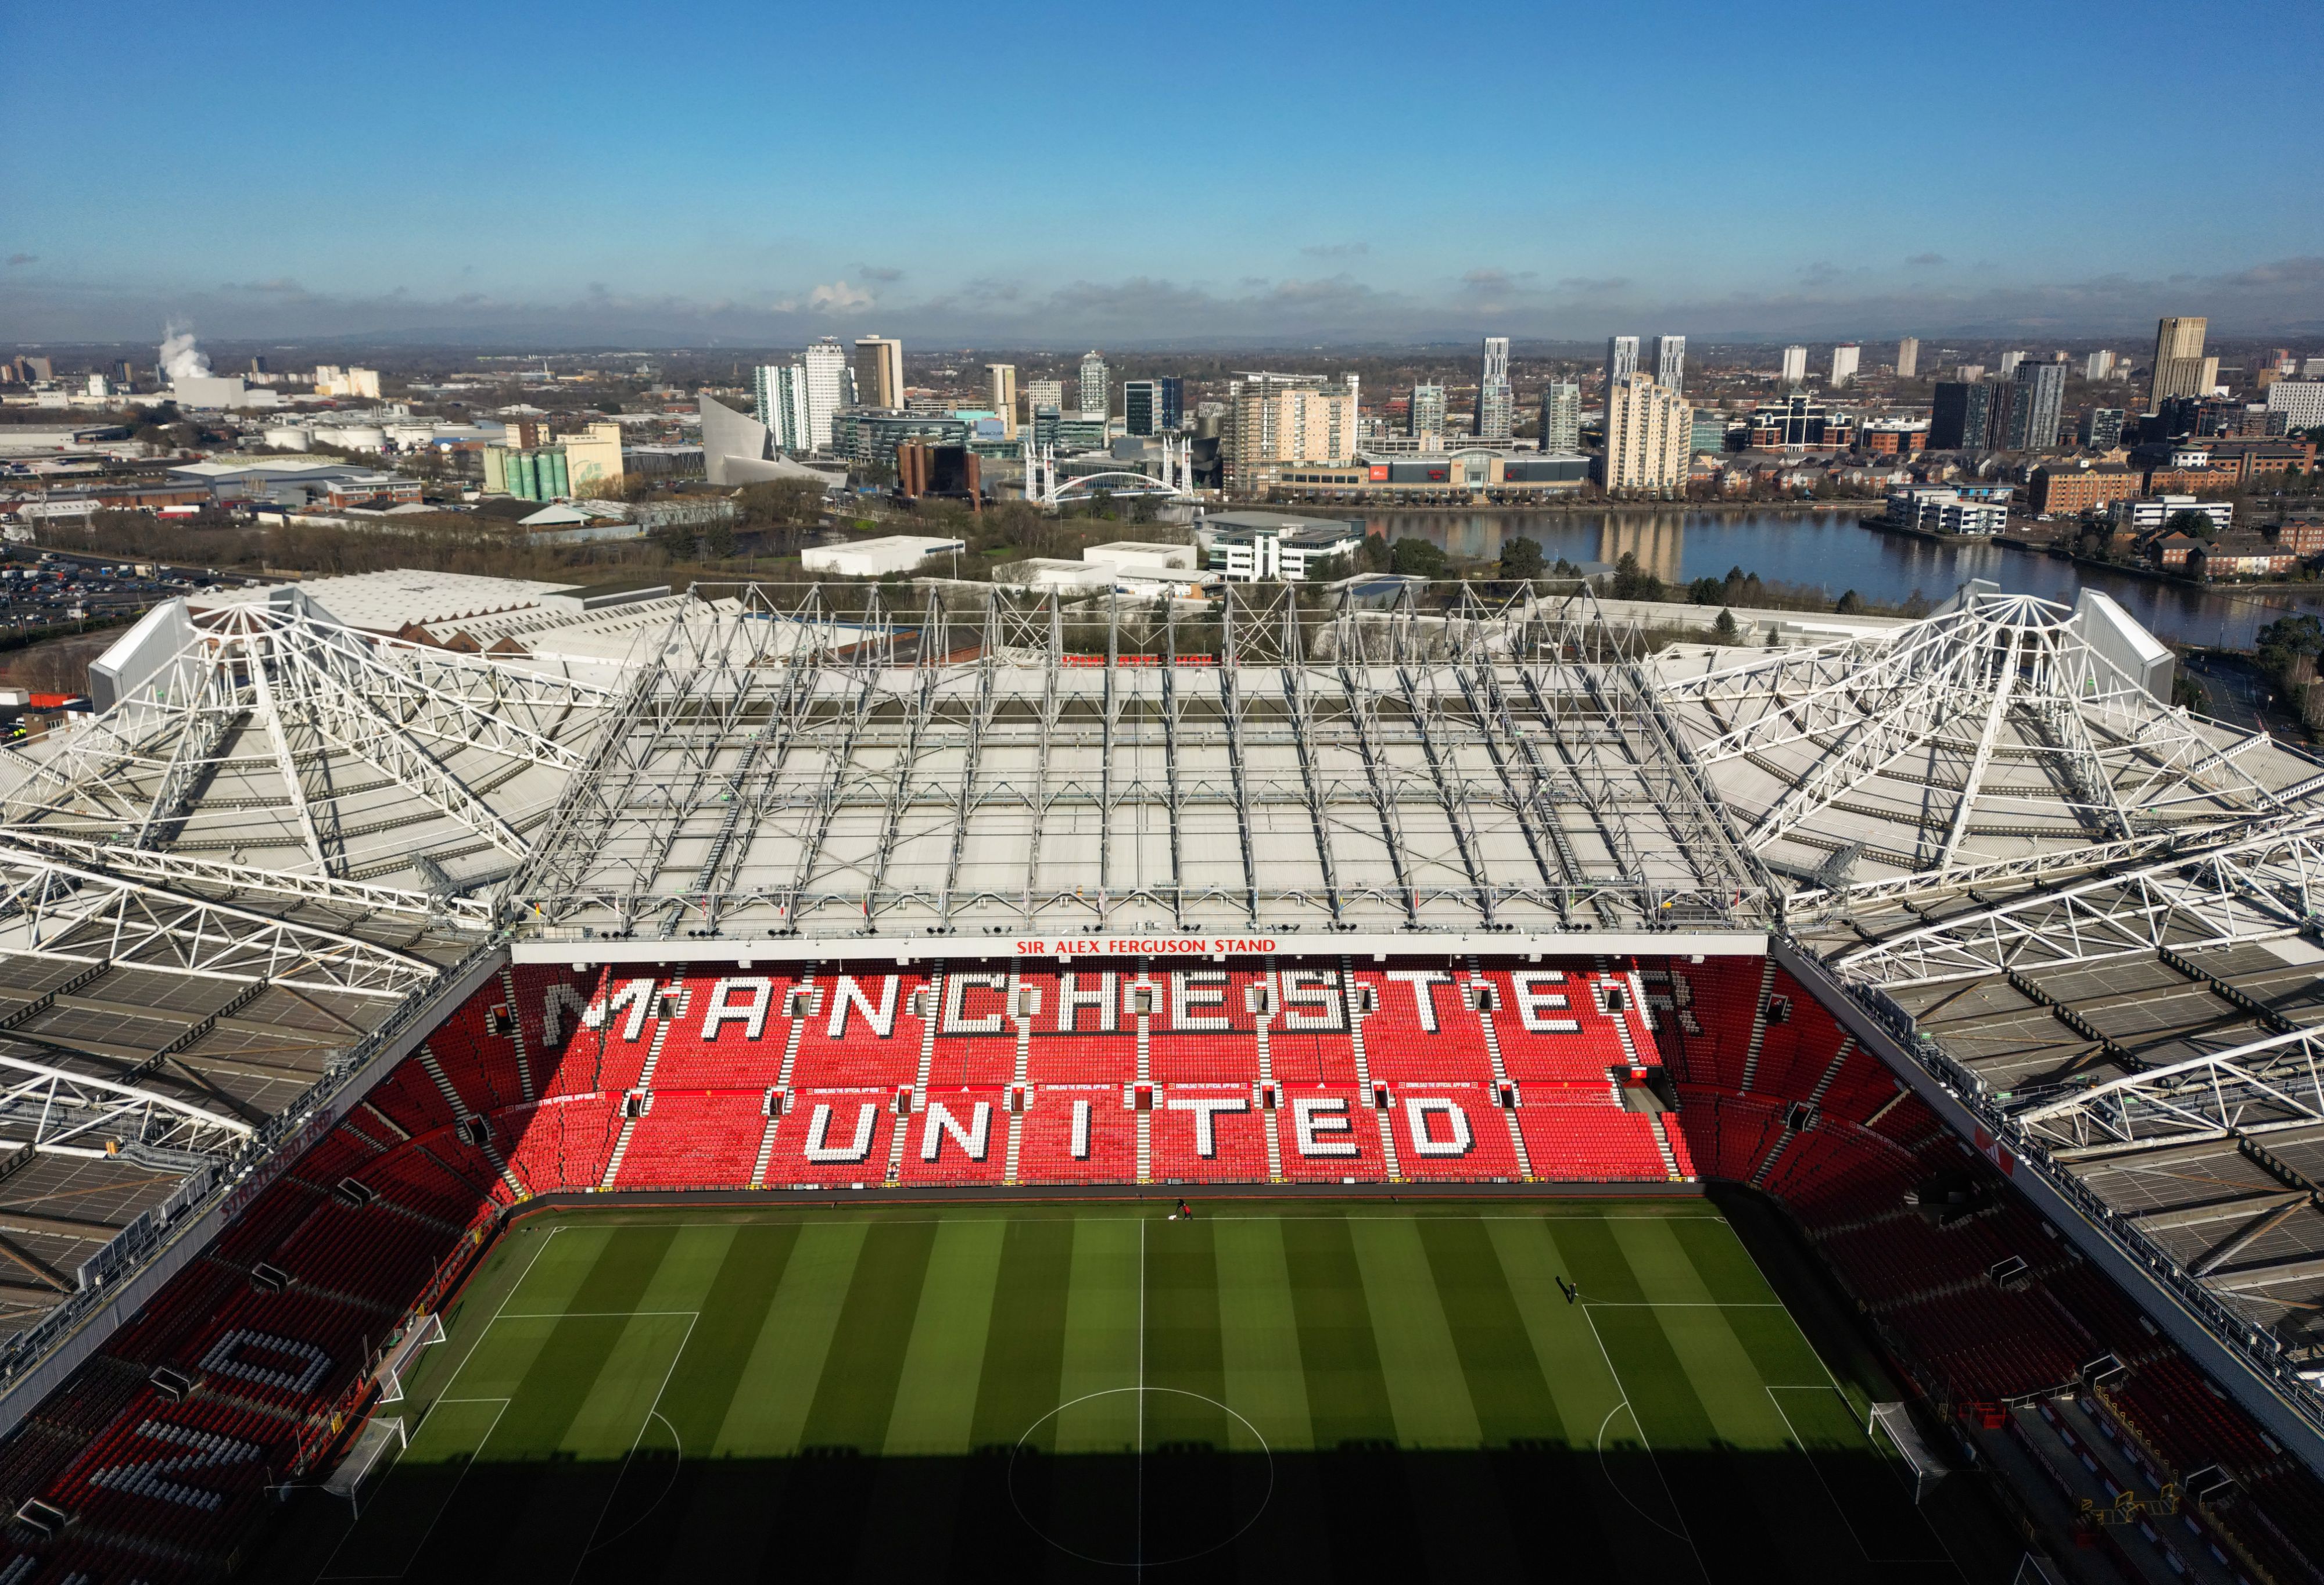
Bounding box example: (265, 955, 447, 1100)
(1007, 1386, 1275, 1566)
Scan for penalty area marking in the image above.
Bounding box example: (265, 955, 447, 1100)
(1763, 1386, 1956, 1569)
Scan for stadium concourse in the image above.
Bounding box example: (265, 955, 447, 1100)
(1, 572, 2323, 1577)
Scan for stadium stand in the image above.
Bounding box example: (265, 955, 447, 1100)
(5, 951, 2324, 1582)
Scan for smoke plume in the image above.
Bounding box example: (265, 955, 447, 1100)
(159, 322, 209, 383)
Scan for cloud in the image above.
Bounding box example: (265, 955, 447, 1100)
(807, 279, 874, 311)
(1798, 261, 1846, 286)
(1554, 275, 1630, 294)
(223, 277, 311, 297)
(1905, 252, 1946, 267)
(1300, 242, 1368, 260)
(855, 264, 903, 283)
(3, 254, 33, 268)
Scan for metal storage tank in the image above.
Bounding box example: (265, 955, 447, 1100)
(262, 426, 311, 451)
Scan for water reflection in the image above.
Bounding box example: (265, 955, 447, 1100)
(1357, 508, 2324, 650)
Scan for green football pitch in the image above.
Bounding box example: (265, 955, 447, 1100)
(264, 1199, 1999, 1584)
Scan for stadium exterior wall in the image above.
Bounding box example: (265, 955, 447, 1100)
(1771, 935, 2324, 1477)
(0, 944, 510, 1446)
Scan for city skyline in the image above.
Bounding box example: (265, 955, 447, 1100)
(4, 1, 2321, 347)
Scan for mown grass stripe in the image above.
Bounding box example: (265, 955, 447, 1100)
(708, 1220, 869, 1455)
(1214, 1216, 1312, 1453)
(881, 1218, 1008, 1455)
(1347, 1217, 1483, 1450)
(954, 1216, 1075, 1581)
(1050, 1215, 1142, 1454)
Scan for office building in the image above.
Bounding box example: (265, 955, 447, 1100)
(1997, 351, 2024, 379)
(1690, 408, 1732, 456)
(2150, 317, 2209, 409)
(1225, 372, 1358, 488)
(1956, 364, 1986, 384)
(752, 363, 815, 453)
(1600, 374, 1690, 493)
(1605, 335, 1639, 393)
(987, 364, 1018, 439)
(1200, 511, 1366, 583)
(1652, 335, 1687, 395)
(1830, 344, 1860, 388)
(2265, 381, 2324, 432)
(2199, 355, 2221, 395)
(2002, 358, 2067, 451)
(1409, 382, 1448, 441)
(1476, 336, 1514, 440)
(798, 339, 850, 449)
(1780, 345, 1807, 385)
(1025, 378, 1064, 417)
(1895, 337, 1919, 379)
(1746, 395, 1855, 451)
(2079, 408, 2127, 450)
(1123, 379, 1164, 437)
(1538, 382, 1580, 453)
(853, 336, 904, 410)
(2027, 462, 2140, 515)
(1931, 381, 1998, 451)
(1079, 350, 1109, 421)
(2086, 350, 2116, 381)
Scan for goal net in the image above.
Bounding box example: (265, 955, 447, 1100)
(1868, 1401, 1948, 1502)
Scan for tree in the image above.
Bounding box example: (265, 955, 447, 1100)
(1835, 590, 1864, 615)
(1714, 607, 1741, 643)
(1687, 576, 1724, 605)
(1390, 537, 1447, 578)
(1498, 536, 1544, 580)
(2166, 508, 2218, 540)
(1609, 551, 1663, 601)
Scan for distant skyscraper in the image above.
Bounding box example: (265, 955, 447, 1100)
(1601, 374, 1690, 492)
(1079, 350, 1110, 420)
(1408, 382, 1447, 440)
(1651, 335, 1686, 395)
(2079, 407, 2126, 449)
(1997, 350, 2024, 379)
(2085, 350, 2115, 382)
(1475, 336, 1514, 440)
(1780, 345, 1807, 385)
(1538, 382, 1580, 452)
(1157, 376, 1183, 431)
(1124, 379, 1163, 436)
(1604, 335, 1639, 393)
(1830, 344, 1861, 388)
(987, 363, 1018, 439)
(800, 339, 849, 449)
(2002, 357, 2067, 451)
(752, 363, 813, 452)
(2150, 317, 2208, 410)
(1026, 378, 1064, 415)
(1930, 381, 1998, 451)
(1895, 337, 1919, 379)
(852, 336, 903, 410)
(1955, 364, 1985, 384)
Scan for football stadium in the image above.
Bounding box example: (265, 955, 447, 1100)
(0, 575, 2322, 1580)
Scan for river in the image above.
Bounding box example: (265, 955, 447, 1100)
(1361, 508, 2322, 651)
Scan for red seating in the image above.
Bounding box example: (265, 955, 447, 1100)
(1017, 1085, 1138, 1182)
(1273, 1085, 1387, 1183)
(1351, 961, 1494, 1085)
(616, 1091, 765, 1189)
(788, 968, 931, 1088)
(1147, 963, 1265, 1084)
(650, 969, 803, 1091)
(759, 1088, 900, 1186)
(1150, 1082, 1269, 1183)
(1515, 1102, 1668, 1181)
(896, 1087, 1012, 1186)
(1383, 1084, 1523, 1181)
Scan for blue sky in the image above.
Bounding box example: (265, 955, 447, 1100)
(5, 0, 2320, 345)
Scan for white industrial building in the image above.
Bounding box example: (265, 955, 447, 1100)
(799, 535, 965, 579)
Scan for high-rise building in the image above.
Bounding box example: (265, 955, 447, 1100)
(1225, 372, 1358, 487)
(799, 339, 850, 449)
(2079, 407, 2126, 449)
(1475, 336, 1514, 440)
(1600, 374, 1690, 493)
(1652, 334, 1686, 395)
(1895, 337, 1920, 379)
(2085, 350, 2115, 382)
(1123, 379, 1163, 437)
(1079, 351, 1110, 421)
(2149, 317, 2208, 410)
(1157, 376, 1183, 432)
(1026, 378, 1064, 415)
(987, 364, 1018, 439)
(753, 363, 811, 452)
(1830, 344, 1861, 388)
(1408, 382, 1448, 440)
(1996, 350, 2024, 379)
(1955, 364, 1985, 383)
(1780, 345, 1807, 385)
(1538, 382, 1580, 453)
(2198, 355, 2220, 395)
(1604, 335, 1639, 393)
(2002, 357, 2067, 451)
(853, 336, 904, 410)
(1930, 381, 1997, 451)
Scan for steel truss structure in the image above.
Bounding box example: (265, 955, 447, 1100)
(507, 582, 1773, 941)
